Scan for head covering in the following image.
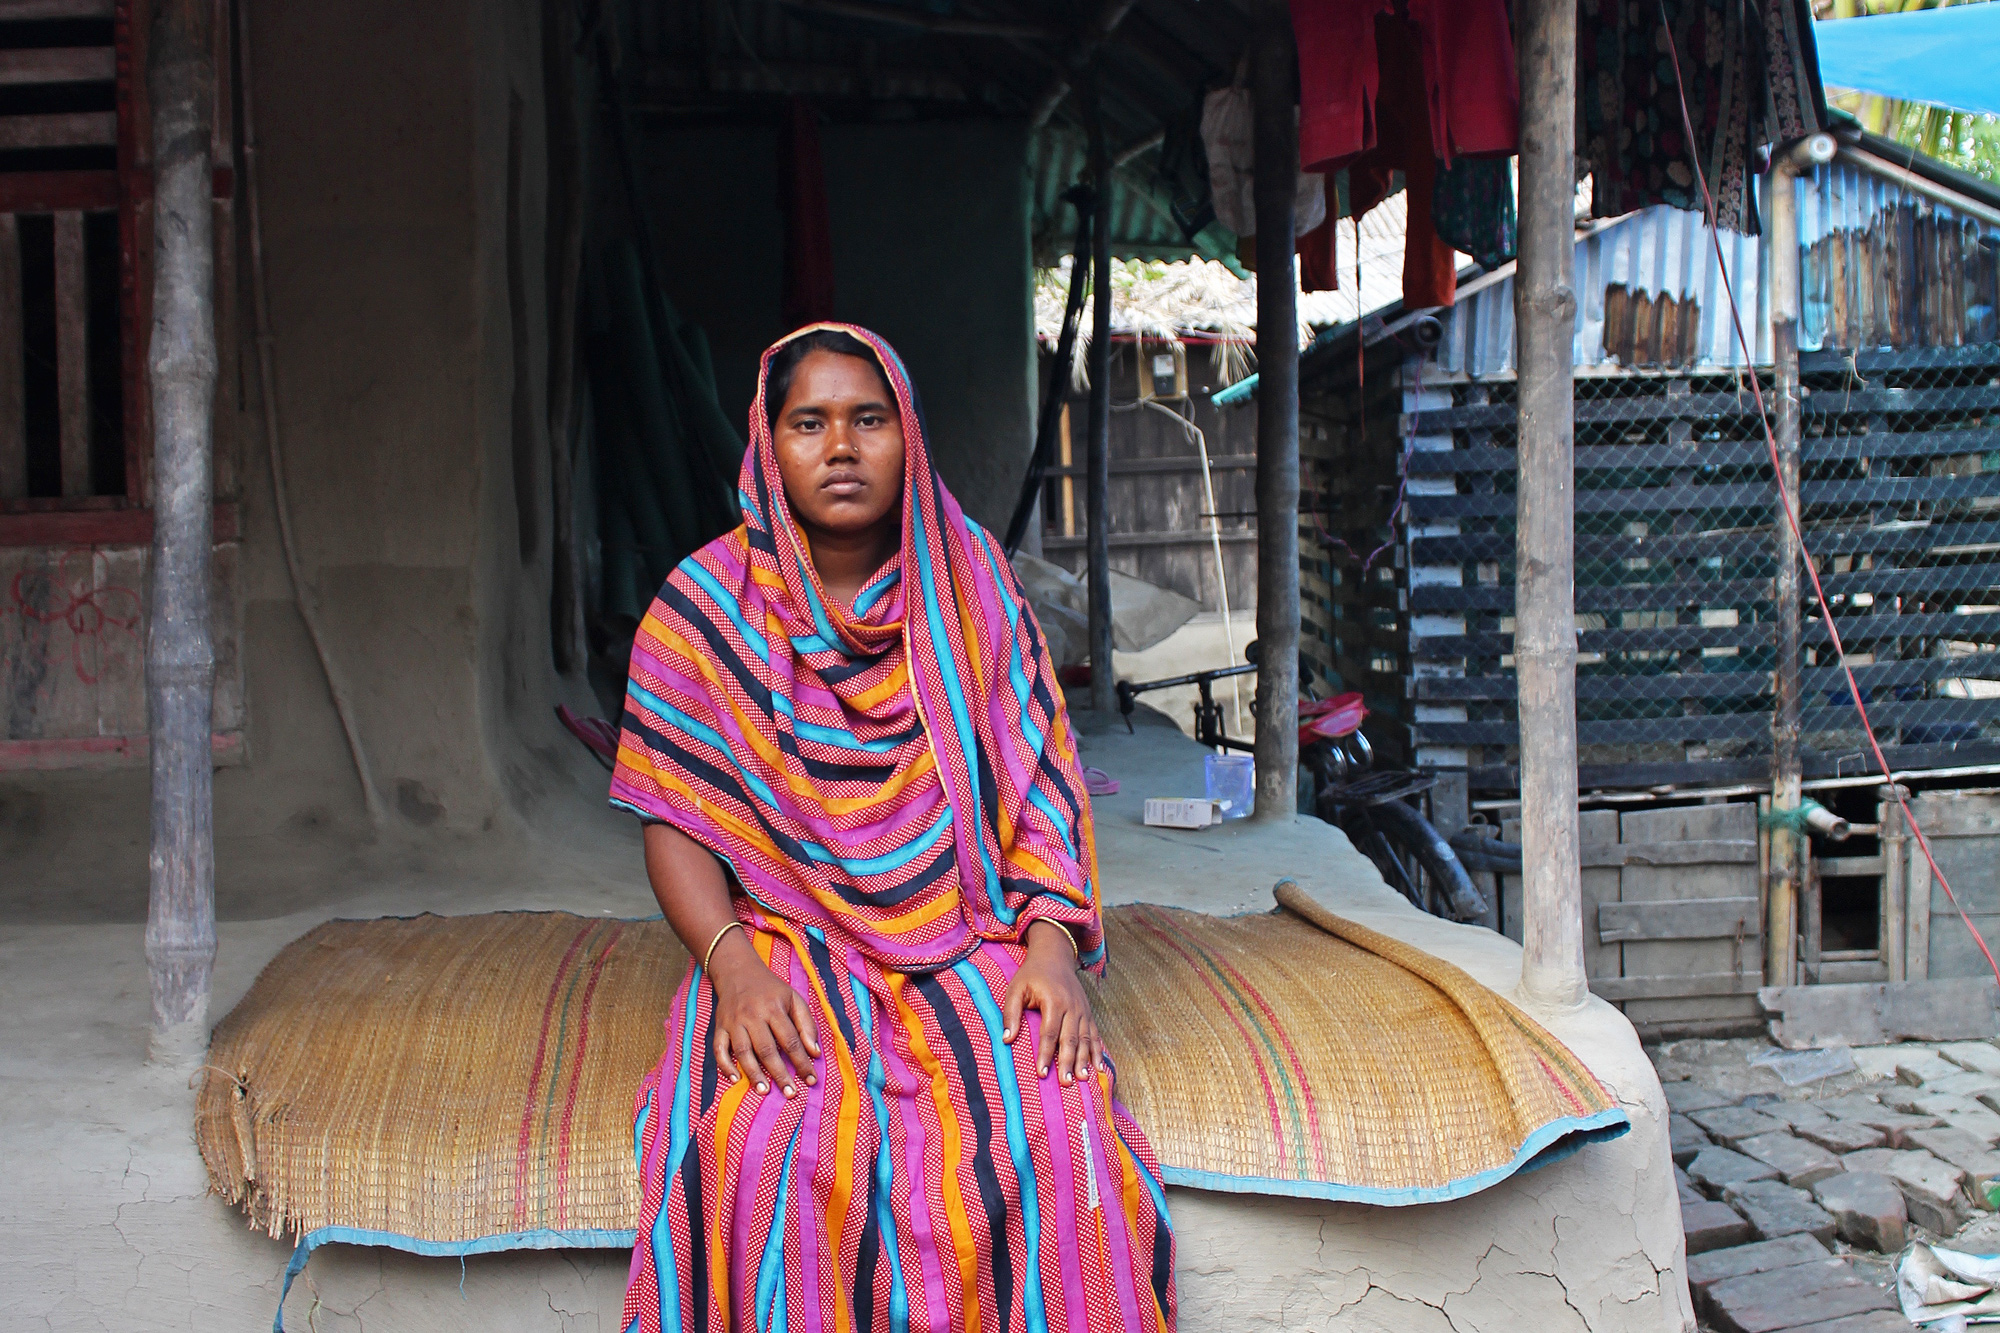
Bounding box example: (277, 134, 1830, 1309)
(610, 324, 1104, 974)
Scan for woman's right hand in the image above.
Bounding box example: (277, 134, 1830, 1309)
(707, 931, 821, 1098)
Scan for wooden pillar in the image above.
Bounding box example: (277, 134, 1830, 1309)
(144, 0, 218, 1064)
(1763, 134, 1836, 987)
(1249, 13, 1299, 822)
(1085, 76, 1116, 713)
(1513, 0, 1585, 1008)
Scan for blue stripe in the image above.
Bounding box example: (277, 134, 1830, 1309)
(755, 1115, 804, 1332)
(799, 805, 953, 875)
(969, 531, 1079, 866)
(849, 971, 909, 1333)
(912, 506, 1008, 920)
(652, 976, 704, 1333)
(627, 683, 788, 812)
(853, 567, 902, 617)
(769, 691, 906, 755)
(956, 960, 1048, 1333)
(790, 634, 835, 655)
(680, 560, 774, 666)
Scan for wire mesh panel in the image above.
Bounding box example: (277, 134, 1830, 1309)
(1401, 345, 2000, 795)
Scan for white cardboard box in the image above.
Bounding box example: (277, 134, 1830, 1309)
(1143, 798, 1219, 830)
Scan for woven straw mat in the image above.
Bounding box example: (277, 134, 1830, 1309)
(196, 895, 1618, 1242)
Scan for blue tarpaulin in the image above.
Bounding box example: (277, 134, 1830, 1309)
(1815, 5, 2000, 118)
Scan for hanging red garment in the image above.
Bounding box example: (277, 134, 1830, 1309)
(779, 97, 835, 329)
(1290, 0, 1518, 172)
(1343, 14, 1458, 308)
(1298, 213, 1340, 293)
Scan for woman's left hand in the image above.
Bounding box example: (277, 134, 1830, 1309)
(1002, 920, 1104, 1086)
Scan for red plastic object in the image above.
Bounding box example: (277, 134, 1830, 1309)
(1298, 691, 1366, 743)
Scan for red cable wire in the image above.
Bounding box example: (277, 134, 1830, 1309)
(1656, 7, 2000, 988)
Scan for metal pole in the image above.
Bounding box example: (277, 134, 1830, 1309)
(1248, 13, 1300, 822)
(1765, 132, 1837, 989)
(1085, 75, 1116, 714)
(1513, 0, 1584, 1008)
(145, 0, 218, 1065)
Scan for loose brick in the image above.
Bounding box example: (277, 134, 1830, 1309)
(1671, 1113, 1713, 1166)
(1783, 1313, 1922, 1333)
(1853, 1110, 1947, 1148)
(1799, 1120, 1887, 1154)
(1851, 1148, 1972, 1234)
(1688, 1146, 1782, 1195)
(1898, 1053, 1962, 1086)
(1931, 1070, 2000, 1102)
(1940, 1041, 2000, 1079)
(1906, 1125, 2000, 1201)
(1665, 1081, 1737, 1114)
(1911, 1093, 2000, 1146)
(1689, 1105, 1789, 1150)
(1819, 1094, 1889, 1123)
(1736, 1132, 1845, 1188)
(1722, 1180, 1838, 1244)
(1704, 1260, 1896, 1333)
(1684, 1233, 1831, 1292)
(1677, 1164, 1704, 1205)
(1684, 1199, 1756, 1255)
(1812, 1171, 1909, 1253)
(1756, 1101, 1834, 1131)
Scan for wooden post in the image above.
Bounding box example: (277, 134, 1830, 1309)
(1085, 76, 1115, 714)
(1513, 0, 1585, 1008)
(144, 0, 218, 1065)
(0, 213, 21, 500)
(1764, 134, 1835, 988)
(1249, 13, 1299, 822)
(1880, 784, 1907, 981)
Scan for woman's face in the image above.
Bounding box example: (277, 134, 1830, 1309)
(772, 349, 905, 543)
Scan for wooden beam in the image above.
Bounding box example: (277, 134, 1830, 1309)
(0, 501, 238, 547)
(1250, 14, 1298, 824)
(0, 47, 116, 85)
(143, 0, 218, 1065)
(1029, 0, 1139, 128)
(544, 0, 586, 674)
(0, 214, 20, 501)
(0, 169, 119, 212)
(1514, 0, 1585, 1008)
(1597, 897, 1761, 944)
(0, 111, 118, 149)
(55, 210, 90, 498)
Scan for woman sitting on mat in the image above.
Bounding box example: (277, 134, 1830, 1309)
(610, 324, 1176, 1333)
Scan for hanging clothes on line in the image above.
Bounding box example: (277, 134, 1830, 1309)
(1290, 0, 1518, 173)
(1290, 0, 1516, 307)
(1578, 0, 1825, 234)
(1433, 155, 1515, 271)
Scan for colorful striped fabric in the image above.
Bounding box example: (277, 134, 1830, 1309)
(610, 325, 1172, 1333)
(620, 916, 1175, 1333)
(609, 323, 1103, 975)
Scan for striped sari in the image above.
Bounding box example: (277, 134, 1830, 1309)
(611, 325, 1175, 1333)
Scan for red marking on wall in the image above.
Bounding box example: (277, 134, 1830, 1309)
(2, 548, 142, 685)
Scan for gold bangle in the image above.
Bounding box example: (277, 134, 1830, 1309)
(702, 920, 746, 973)
(1035, 919, 1080, 963)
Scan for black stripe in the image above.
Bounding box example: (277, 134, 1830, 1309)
(913, 973, 1014, 1332)
(791, 751, 900, 785)
(656, 580, 775, 716)
(833, 842, 956, 910)
(620, 713, 943, 910)
(801, 930, 860, 1057)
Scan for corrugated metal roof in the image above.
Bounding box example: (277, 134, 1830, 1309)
(1435, 205, 1770, 377)
(1028, 128, 1242, 269)
(1434, 153, 2000, 379)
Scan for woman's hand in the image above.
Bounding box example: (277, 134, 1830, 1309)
(707, 931, 821, 1098)
(1002, 920, 1103, 1086)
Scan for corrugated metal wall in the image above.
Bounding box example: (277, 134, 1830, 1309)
(1433, 161, 2000, 379)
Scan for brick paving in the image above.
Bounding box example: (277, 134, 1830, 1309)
(1655, 1034, 2000, 1333)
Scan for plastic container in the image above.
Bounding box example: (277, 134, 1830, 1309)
(1204, 753, 1254, 820)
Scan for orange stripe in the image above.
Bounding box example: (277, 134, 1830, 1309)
(892, 975, 982, 1333)
(1104, 1081, 1171, 1333)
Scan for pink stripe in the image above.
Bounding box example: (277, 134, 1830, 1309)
(1134, 914, 1291, 1166)
(553, 924, 625, 1226)
(510, 925, 593, 1228)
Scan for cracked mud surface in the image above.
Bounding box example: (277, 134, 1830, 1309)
(6, 717, 1692, 1330)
